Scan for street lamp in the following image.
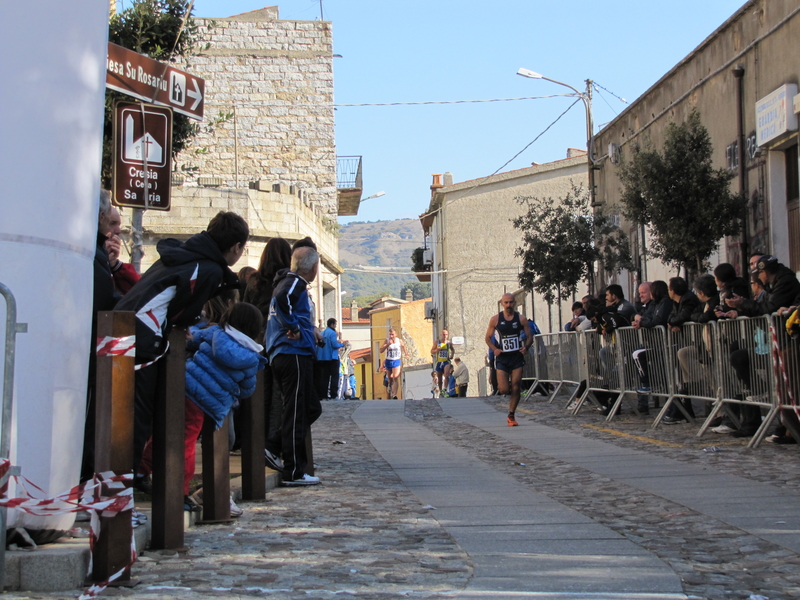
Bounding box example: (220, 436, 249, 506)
(517, 68, 596, 205)
(361, 191, 386, 202)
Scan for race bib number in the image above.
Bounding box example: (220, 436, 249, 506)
(438, 349, 449, 360)
(387, 347, 400, 360)
(500, 335, 520, 352)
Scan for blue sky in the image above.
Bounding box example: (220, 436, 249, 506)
(183, 0, 745, 224)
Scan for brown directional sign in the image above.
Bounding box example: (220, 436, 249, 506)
(112, 102, 172, 211)
(106, 42, 205, 121)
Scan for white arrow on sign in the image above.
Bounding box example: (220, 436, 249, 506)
(187, 78, 203, 111)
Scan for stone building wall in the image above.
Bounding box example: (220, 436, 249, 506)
(427, 156, 589, 376)
(593, 0, 800, 284)
(175, 7, 337, 213)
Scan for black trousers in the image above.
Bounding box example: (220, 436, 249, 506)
(272, 353, 322, 481)
(315, 359, 340, 399)
(132, 361, 160, 473)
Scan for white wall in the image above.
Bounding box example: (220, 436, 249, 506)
(0, 1, 109, 532)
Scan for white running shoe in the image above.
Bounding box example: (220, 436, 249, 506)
(229, 496, 243, 517)
(284, 473, 320, 486)
(711, 424, 736, 434)
(264, 449, 284, 471)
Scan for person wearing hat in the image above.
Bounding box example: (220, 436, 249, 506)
(725, 255, 800, 317)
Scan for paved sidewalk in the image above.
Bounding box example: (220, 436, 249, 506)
(354, 401, 684, 599)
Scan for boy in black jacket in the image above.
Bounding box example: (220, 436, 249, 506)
(116, 211, 248, 475)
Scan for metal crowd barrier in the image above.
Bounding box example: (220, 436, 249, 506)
(558, 332, 584, 407)
(652, 322, 718, 427)
(697, 316, 775, 446)
(0, 283, 26, 588)
(600, 326, 673, 420)
(572, 329, 623, 415)
(522, 333, 584, 405)
(525, 313, 800, 447)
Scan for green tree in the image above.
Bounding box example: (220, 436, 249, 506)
(399, 282, 431, 300)
(618, 110, 747, 277)
(513, 183, 632, 323)
(102, 0, 199, 187)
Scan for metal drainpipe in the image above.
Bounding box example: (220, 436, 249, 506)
(733, 65, 749, 277)
(0, 283, 27, 588)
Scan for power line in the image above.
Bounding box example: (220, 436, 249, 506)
(419, 97, 582, 223)
(333, 94, 573, 107)
(592, 82, 628, 105)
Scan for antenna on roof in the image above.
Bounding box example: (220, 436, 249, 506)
(319, 0, 324, 20)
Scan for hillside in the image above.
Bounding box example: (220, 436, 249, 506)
(338, 218, 427, 303)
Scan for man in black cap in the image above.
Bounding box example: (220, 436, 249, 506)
(725, 255, 800, 317)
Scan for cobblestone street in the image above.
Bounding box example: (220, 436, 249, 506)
(10, 395, 800, 600)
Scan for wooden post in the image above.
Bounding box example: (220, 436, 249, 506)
(91, 311, 135, 581)
(150, 327, 186, 550)
(200, 417, 231, 522)
(240, 370, 265, 500)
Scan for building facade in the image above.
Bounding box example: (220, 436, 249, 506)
(593, 0, 800, 290)
(420, 153, 589, 376)
(369, 298, 433, 400)
(117, 6, 350, 325)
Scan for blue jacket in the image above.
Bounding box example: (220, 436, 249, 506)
(185, 325, 267, 428)
(317, 326, 343, 361)
(264, 269, 316, 361)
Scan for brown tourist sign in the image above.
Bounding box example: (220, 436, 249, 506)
(106, 42, 205, 121)
(112, 101, 173, 210)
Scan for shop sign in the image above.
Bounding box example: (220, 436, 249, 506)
(755, 83, 798, 146)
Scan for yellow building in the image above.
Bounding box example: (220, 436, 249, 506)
(370, 298, 432, 400)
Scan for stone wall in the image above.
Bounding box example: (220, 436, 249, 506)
(121, 183, 340, 277)
(175, 7, 337, 213)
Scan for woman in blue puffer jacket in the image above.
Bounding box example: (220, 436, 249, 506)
(186, 304, 267, 428)
(140, 302, 267, 512)
(183, 302, 266, 497)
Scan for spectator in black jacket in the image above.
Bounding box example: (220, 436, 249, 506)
(725, 255, 800, 318)
(667, 277, 699, 331)
(631, 280, 671, 414)
(665, 275, 719, 424)
(117, 211, 248, 478)
(82, 190, 121, 482)
(712, 257, 798, 437)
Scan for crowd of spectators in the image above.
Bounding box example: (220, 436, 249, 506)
(87, 199, 351, 523)
(555, 252, 800, 442)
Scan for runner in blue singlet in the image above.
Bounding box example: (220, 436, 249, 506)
(485, 293, 533, 426)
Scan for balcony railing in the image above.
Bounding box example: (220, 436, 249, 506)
(337, 156, 362, 190)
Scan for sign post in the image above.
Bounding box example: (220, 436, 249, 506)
(106, 42, 205, 121)
(113, 101, 173, 210)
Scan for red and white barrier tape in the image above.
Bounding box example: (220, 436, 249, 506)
(0, 460, 137, 599)
(133, 341, 169, 371)
(96, 335, 136, 357)
(769, 323, 800, 419)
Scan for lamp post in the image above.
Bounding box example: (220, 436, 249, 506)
(360, 191, 386, 203)
(517, 68, 596, 207)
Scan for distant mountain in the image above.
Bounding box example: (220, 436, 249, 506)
(338, 218, 426, 302)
